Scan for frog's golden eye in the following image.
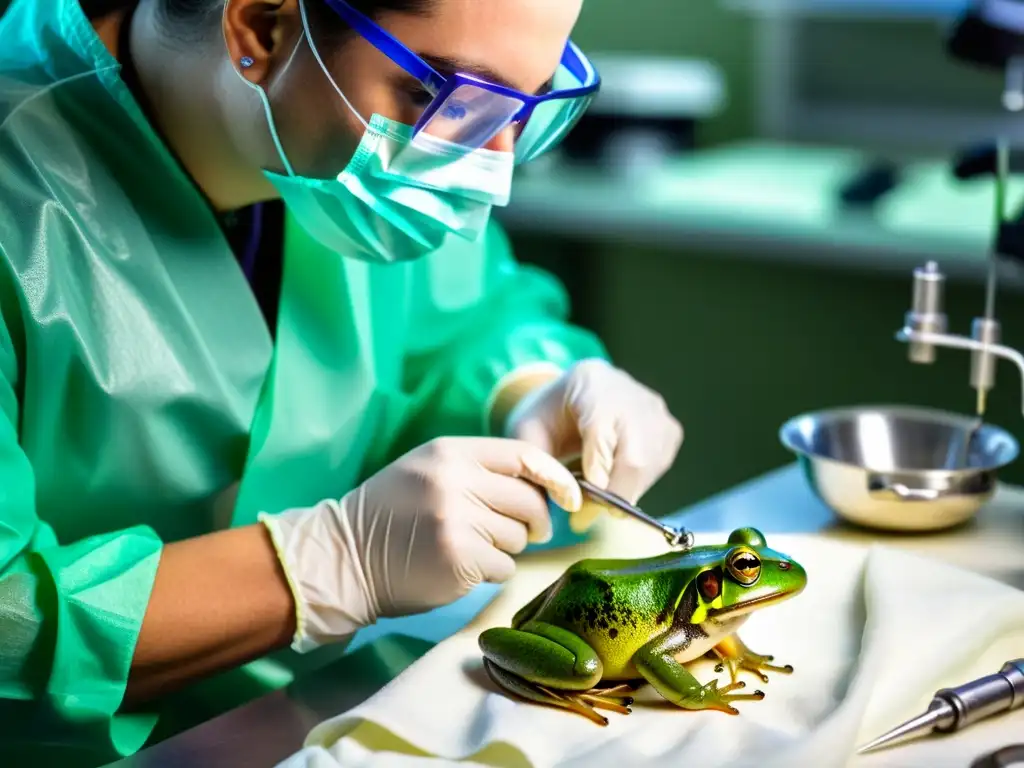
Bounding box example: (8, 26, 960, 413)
(727, 550, 761, 586)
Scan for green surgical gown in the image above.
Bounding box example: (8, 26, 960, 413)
(0, 0, 607, 764)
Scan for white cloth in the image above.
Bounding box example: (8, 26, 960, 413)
(276, 519, 1024, 768)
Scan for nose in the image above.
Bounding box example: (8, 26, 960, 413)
(484, 126, 516, 154)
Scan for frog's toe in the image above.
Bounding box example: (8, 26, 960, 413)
(700, 678, 765, 714)
(738, 657, 793, 684)
(580, 692, 633, 714)
(590, 682, 640, 699)
(722, 684, 766, 702)
(714, 647, 793, 684)
(483, 659, 612, 726)
(538, 684, 612, 725)
(718, 680, 746, 694)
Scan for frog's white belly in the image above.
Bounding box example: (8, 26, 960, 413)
(675, 615, 748, 664)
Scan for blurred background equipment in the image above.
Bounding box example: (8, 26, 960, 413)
(499, 0, 1024, 517)
(27, 0, 1024, 518)
(895, 0, 1024, 430)
(779, 405, 1020, 530)
(947, 0, 1024, 112)
(555, 54, 725, 175)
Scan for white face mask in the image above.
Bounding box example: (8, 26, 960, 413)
(233, 1, 515, 263)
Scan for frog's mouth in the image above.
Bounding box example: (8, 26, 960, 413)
(707, 588, 801, 619)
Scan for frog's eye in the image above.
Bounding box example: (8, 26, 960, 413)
(727, 550, 761, 586)
(697, 569, 721, 601)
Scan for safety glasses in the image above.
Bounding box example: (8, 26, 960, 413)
(321, 0, 601, 163)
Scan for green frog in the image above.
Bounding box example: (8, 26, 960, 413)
(478, 527, 807, 725)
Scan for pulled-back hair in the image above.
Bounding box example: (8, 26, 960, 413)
(156, 0, 434, 43)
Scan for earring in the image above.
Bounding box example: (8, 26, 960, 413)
(240, 56, 255, 69)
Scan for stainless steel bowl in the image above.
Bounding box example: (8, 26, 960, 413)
(779, 405, 1020, 531)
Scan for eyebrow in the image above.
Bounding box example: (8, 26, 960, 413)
(418, 54, 554, 95)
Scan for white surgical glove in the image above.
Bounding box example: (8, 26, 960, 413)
(260, 437, 583, 653)
(504, 359, 683, 530)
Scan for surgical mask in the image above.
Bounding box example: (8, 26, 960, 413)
(232, 3, 515, 263)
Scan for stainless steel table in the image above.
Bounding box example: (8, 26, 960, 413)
(107, 463, 1024, 767)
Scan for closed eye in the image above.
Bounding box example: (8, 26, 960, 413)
(399, 80, 435, 108)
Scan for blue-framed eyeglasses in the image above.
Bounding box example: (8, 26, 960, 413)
(320, 0, 601, 163)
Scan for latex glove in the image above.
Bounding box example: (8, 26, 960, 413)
(504, 359, 683, 530)
(260, 437, 582, 653)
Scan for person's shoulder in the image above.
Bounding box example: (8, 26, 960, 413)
(0, 61, 117, 277)
(0, 64, 56, 124)
(0, 59, 96, 175)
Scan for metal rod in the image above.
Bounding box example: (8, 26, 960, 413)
(975, 139, 1009, 417)
(985, 138, 1006, 321)
(983, 260, 998, 329)
(573, 474, 694, 549)
(897, 327, 1024, 416)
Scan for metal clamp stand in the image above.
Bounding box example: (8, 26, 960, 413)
(896, 0, 1024, 419)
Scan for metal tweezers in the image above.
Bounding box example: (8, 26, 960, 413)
(572, 472, 694, 549)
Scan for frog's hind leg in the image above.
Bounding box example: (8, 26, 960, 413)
(479, 621, 632, 725)
(483, 659, 612, 725)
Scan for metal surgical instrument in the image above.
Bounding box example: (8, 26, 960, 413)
(572, 473, 695, 549)
(858, 659, 1024, 754)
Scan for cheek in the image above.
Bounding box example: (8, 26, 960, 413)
(266, 51, 370, 175)
(326, 45, 424, 126)
(343, 82, 421, 127)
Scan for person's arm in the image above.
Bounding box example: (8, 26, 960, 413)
(124, 523, 295, 706)
(0, 309, 294, 764)
(389, 218, 609, 456)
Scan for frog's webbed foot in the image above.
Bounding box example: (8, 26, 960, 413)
(635, 637, 765, 715)
(482, 659, 633, 725)
(709, 635, 793, 685)
(698, 678, 765, 716)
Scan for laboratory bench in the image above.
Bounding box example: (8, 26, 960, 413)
(107, 462, 1024, 768)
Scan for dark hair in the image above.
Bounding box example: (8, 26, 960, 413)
(158, 0, 433, 43)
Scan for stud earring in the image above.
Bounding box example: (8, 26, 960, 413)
(240, 56, 255, 69)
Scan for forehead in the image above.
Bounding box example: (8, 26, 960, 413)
(379, 0, 584, 91)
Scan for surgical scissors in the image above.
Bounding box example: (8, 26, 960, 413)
(572, 472, 694, 549)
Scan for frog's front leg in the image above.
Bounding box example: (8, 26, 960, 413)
(634, 628, 765, 715)
(709, 634, 793, 685)
(480, 621, 635, 726)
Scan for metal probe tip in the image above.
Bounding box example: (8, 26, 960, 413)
(857, 700, 955, 754)
(666, 528, 695, 549)
(573, 474, 693, 549)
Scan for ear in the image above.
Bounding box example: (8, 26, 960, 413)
(222, 0, 301, 83)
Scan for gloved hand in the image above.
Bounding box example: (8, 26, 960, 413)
(503, 359, 683, 530)
(260, 437, 583, 653)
